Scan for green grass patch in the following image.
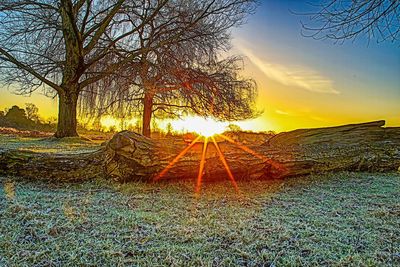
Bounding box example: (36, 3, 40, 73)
(1, 172, 399, 266)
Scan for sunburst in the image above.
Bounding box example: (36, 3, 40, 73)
(154, 132, 283, 195)
(211, 136, 239, 192)
(153, 135, 201, 181)
(195, 137, 208, 196)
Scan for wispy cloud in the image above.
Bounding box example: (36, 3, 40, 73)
(238, 45, 340, 95)
(275, 109, 290, 115)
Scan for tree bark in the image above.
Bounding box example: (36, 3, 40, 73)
(1, 121, 399, 182)
(55, 1, 83, 138)
(142, 92, 154, 137)
(55, 91, 79, 138)
(104, 121, 400, 182)
(0, 149, 104, 182)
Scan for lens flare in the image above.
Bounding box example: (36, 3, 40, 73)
(219, 134, 286, 172)
(211, 136, 239, 192)
(169, 116, 228, 137)
(219, 134, 266, 160)
(153, 132, 283, 196)
(195, 137, 208, 196)
(154, 135, 201, 181)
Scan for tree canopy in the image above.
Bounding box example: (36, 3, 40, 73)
(0, 0, 258, 137)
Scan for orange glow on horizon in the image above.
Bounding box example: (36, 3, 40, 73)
(167, 116, 228, 137)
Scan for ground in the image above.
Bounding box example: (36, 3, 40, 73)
(0, 133, 399, 266)
(1, 173, 399, 266)
(0, 133, 103, 155)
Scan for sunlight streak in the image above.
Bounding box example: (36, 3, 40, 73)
(154, 135, 201, 181)
(195, 137, 208, 196)
(211, 136, 239, 192)
(219, 134, 267, 160)
(219, 134, 286, 172)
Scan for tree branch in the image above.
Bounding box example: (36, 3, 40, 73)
(0, 47, 62, 93)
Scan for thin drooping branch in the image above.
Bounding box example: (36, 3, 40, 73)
(0, 47, 63, 92)
(0, 0, 258, 137)
(298, 0, 400, 43)
(79, 0, 259, 136)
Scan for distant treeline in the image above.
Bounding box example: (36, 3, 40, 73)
(0, 104, 120, 134)
(0, 104, 56, 132)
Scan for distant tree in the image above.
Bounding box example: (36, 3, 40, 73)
(0, 111, 4, 117)
(6, 105, 26, 119)
(45, 117, 58, 125)
(228, 124, 242, 132)
(165, 122, 173, 135)
(300, 0, 400, 43)
(25, 103, 39, 123)
(5, 105, 27, 123)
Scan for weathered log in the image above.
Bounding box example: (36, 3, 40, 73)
(0, 148, 104, 182)
(0, 121, 399, 182)
(105, 120, 400, 182)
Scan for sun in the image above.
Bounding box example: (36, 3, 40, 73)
(154, 123, 286, 196)
(169, 116, 228, 137)
(100, 116, 120, 131)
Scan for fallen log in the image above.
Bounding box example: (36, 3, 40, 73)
(105, 120, 400, 182)
(0, 148, 104, 182)
(0, 121, 399, 182)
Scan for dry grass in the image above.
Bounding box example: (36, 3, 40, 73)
(1, 172, 399, 266)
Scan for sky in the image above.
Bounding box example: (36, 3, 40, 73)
(0, 0, 399, 132)
(231, 0, 400, 131)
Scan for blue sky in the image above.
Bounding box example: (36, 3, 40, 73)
(230, 0, 399, 131)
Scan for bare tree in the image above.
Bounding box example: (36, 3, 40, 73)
(0, 0, 258, 138)
(0, 0, 179, 137)
(299, 0, 400, 43)
(25, 103, 40, 123)
(88, 56, 259, 137)
(78, 0, 258, 137)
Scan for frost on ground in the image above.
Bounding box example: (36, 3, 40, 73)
(0, 135, 101, 155)
(0, 172, 399, 266)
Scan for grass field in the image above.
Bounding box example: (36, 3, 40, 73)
(1, 172, 399, 266)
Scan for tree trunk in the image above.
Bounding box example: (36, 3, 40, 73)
(104, 121, 400, 182)
(142, 92, 154, 137)
(55, 91, 79, 138)
(0, 149, 104, 182)
(56, 0, 83, 138)
(1, 121, 399, 182)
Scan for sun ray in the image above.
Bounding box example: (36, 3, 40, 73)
(195, 137, 208, 196)
(219, 134, 266, 160)
(211, 136, 239, 192)
(154, 135, 201, 181)
(219, 134, 285, 171)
